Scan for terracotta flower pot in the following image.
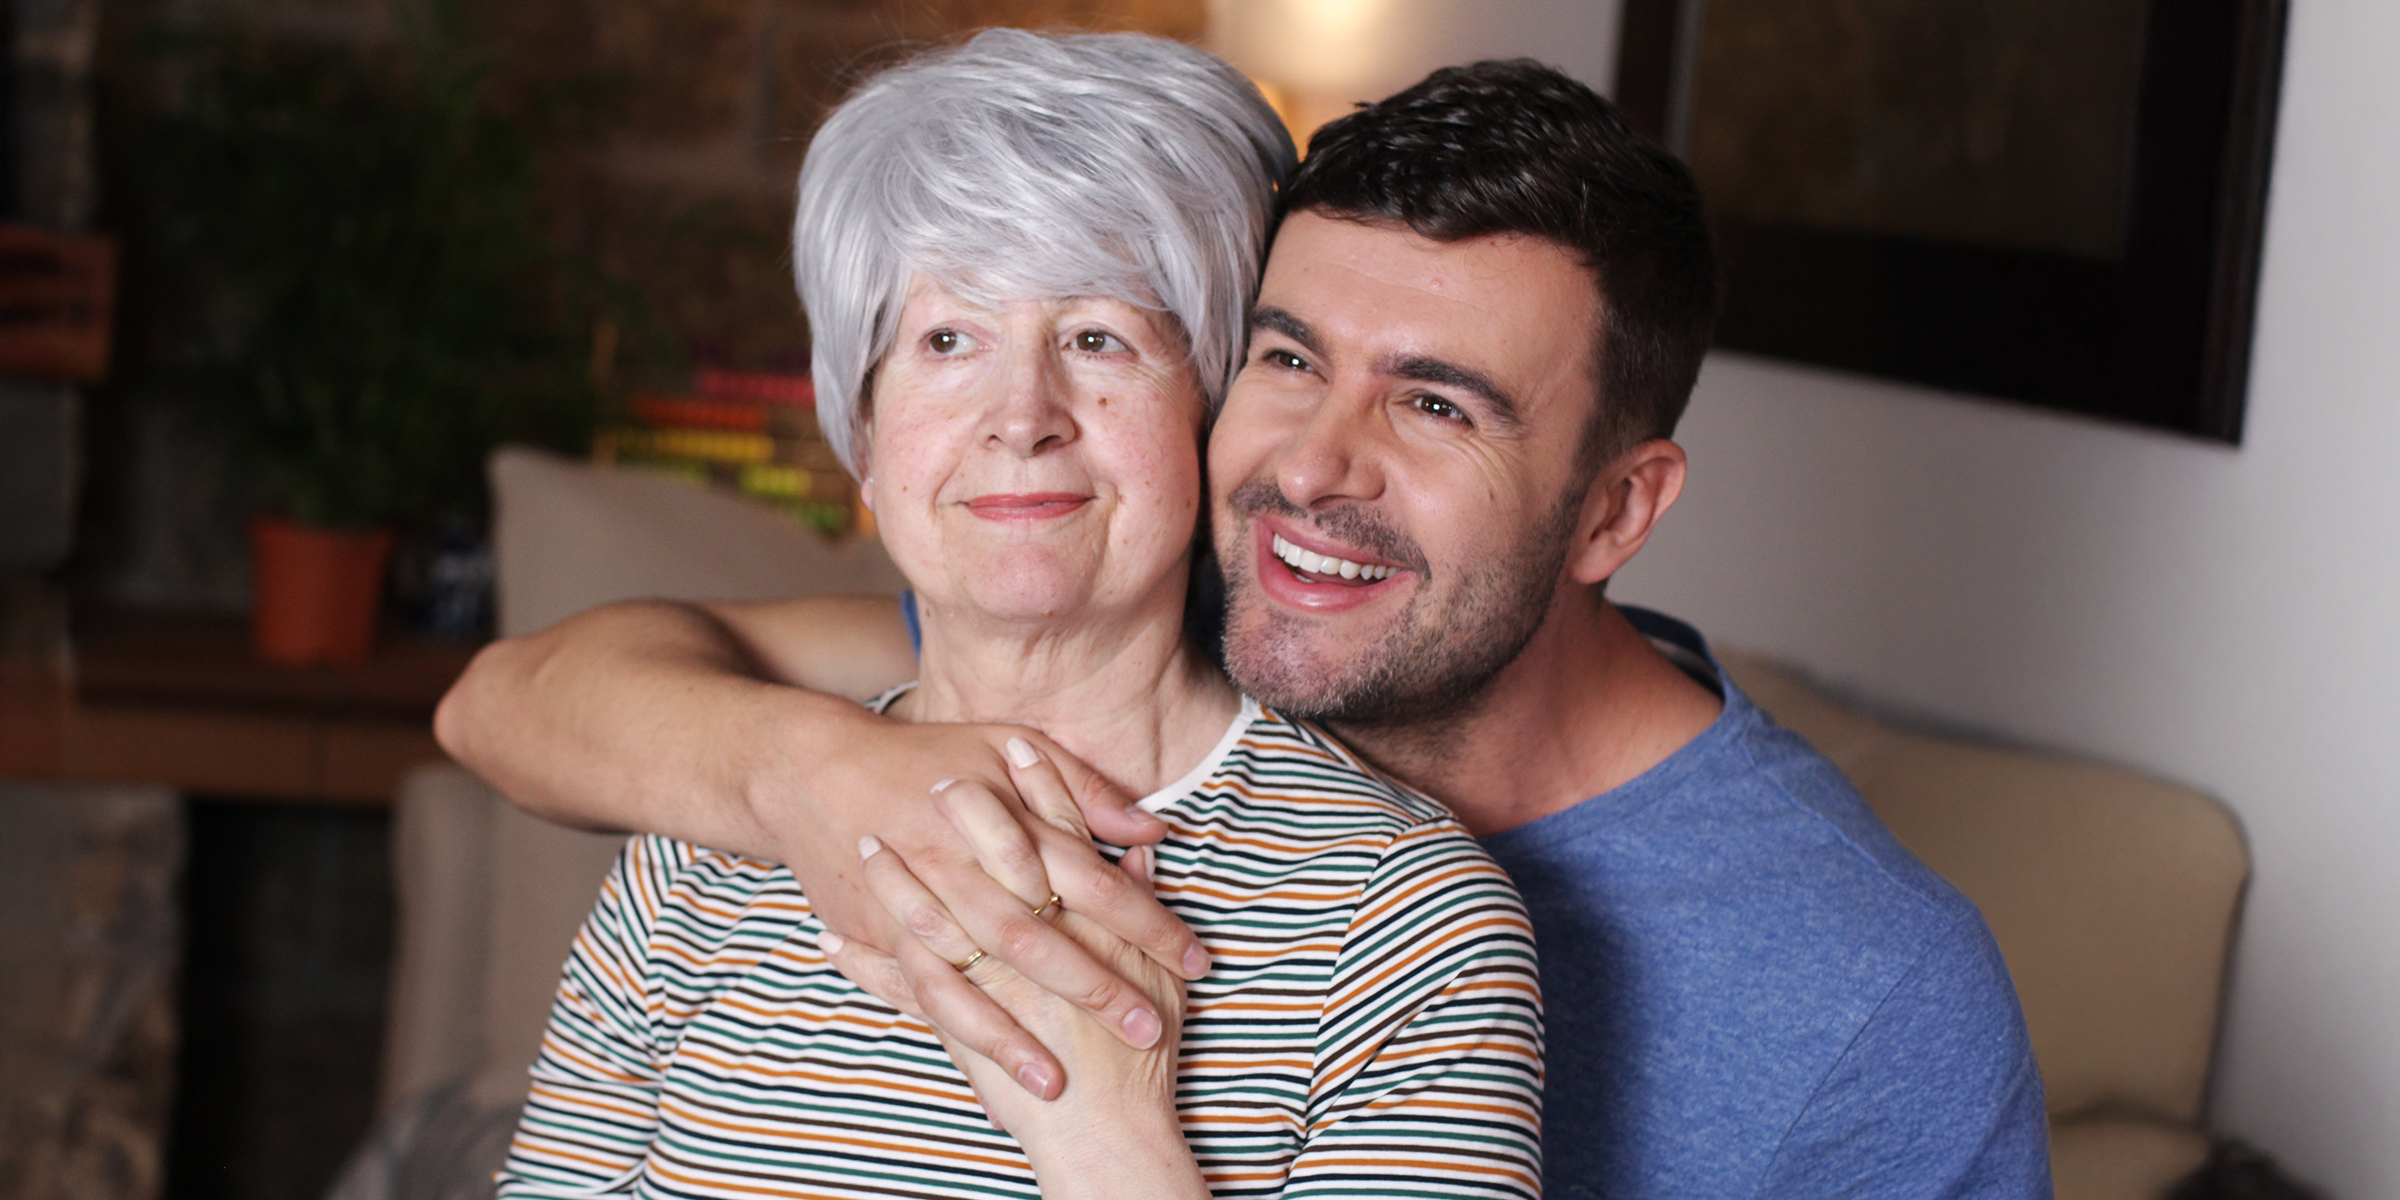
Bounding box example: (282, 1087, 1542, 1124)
(249, 514, 395, 667)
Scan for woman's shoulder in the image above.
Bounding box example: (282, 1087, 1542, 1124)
(603, 834, 813, 947)
(1207, 704, 1465, 834)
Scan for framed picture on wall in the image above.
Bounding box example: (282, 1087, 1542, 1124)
(1614, 0, 2288, 443)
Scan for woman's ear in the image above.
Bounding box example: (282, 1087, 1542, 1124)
(851, 425, 874, 511)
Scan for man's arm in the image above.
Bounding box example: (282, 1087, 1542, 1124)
(435, 596, 917, 853)
(434, 595, 1207, 1099)
(1755, 923, 2052, 1199)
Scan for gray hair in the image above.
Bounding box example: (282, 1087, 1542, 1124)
(793, 29, 1296, 475)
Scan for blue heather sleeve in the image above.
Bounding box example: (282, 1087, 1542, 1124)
(1754, 921, 2052, 1199)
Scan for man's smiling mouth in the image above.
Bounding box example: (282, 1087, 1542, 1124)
(1272, 534, 1395, 583)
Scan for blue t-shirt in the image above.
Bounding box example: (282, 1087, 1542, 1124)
(1485, 608, 2051, 1198)
(898, 594, 2050, 1196)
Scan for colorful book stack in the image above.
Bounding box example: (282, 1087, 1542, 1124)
(595, 367, 865, 535)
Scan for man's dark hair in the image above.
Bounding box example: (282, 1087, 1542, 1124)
(1285, 59, 1717, 470)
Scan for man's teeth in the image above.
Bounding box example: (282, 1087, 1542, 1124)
(1272, 534, 1394, 581)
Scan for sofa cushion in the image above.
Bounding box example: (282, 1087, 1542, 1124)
(489, 446, 906, 639)
(2050, 1116, 2210, 1200)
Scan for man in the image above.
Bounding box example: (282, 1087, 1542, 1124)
(439, 60, 2050, 1198)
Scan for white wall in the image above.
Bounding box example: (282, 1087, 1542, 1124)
(1218, 0, 2400, 1191)
(1612, 2, 2400, 1194)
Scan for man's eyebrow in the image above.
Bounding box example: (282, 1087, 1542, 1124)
(1389, 355, 1524, 430)
(1248, 306, 1324, 358)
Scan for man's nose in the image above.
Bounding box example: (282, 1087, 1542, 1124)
(987, 344, 1076, 456)
(1276, 390, 1386, 508)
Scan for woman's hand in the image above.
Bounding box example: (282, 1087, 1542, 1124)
(789, 720, 1209, 1100)
(830, 822, 1209, 1200)
(436, 596, 1207, 1102)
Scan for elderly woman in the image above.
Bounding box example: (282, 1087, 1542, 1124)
(491, 30, 1538, 1200)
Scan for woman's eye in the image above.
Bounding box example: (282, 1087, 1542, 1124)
(927, 329, 967, 354)
(1072, 329, 1127, 353)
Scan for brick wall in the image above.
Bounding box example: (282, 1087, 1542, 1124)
(120, 0, 1207, 372)
(80, 0, 1204, 606)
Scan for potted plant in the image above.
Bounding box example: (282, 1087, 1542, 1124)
(143, 6, 602, 664)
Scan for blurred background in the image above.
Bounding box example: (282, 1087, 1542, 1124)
(2, 0, 2395, 1198)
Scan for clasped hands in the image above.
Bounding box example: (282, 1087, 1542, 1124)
(790, 721, 1203, 1133)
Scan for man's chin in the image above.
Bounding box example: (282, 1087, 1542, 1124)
(1221, 608, 1359, 719)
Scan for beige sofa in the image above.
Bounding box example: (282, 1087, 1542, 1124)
(1721, 655, 2246, 1199)
(331, 447, 2249, 1200)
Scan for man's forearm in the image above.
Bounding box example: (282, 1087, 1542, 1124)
(438, 594, 1206, 1096)
(435, 600, 873, 859)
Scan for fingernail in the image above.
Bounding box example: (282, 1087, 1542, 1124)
(1128, 845, 1152, 882)
(858, 835, 882, 859)
(1122, 1006, 1162, 1048)
(1016, 1062, 1056, 1097)
(1005, 736, 1040, 769)
(1128, 806, 1169, 832)
(930, 778, 957, 793)
(1181, 943, 1211, 979)
(820, 931, 846, 955)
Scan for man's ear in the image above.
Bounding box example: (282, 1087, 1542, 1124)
(1565, 438, 1687, 586)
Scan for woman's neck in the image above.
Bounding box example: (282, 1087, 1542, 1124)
(895, 594, 1241, 799)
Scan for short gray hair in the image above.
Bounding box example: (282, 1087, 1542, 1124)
(794, 29, 1296, 475)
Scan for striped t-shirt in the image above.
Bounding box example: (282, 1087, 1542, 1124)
(498, 695, 1543, 1198)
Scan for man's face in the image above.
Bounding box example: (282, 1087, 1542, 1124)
(1211, 211, 1606, 726)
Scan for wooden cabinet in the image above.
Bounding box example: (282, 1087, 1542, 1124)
(0, 607, 473, 803)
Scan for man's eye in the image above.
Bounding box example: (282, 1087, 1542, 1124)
(1415, 394, 1468, 423)
(1264, 349, 1309, 371)
(1073, 329, 1127, 353)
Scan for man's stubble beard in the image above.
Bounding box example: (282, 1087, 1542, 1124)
(1218, 475, 1582, 739)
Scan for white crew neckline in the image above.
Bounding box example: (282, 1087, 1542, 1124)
(1136, 694, 1261, 814)
(866, 684, 1259, 816)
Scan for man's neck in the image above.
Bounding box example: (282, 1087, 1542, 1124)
(1330, 593, 1723, 837)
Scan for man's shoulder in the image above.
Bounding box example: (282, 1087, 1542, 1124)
(1494, 609, 2045, 1197)
(1487, 632, 1979, 959)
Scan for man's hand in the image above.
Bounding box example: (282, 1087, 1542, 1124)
(771, 716, 1208, 1100)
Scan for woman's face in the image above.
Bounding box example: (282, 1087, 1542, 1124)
(863, 274, 1210, 630)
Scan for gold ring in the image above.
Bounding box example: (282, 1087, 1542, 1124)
(953, 948, 988, 972)
(1030, 893, 1063, 920)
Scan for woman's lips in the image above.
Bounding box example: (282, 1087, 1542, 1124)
(965, 493, 1091, 520)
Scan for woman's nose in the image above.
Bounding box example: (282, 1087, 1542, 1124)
(987, 345, 1077, 456)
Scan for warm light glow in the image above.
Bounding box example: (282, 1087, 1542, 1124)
(1213, 0, 1400, 98)
(1288, 0, 1391, 47)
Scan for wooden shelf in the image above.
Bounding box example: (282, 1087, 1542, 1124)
(0, 607, 478, 804)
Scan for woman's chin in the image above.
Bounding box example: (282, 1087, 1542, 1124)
(923, 574, 1098, 626)
(907, 544, 1190, 638)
